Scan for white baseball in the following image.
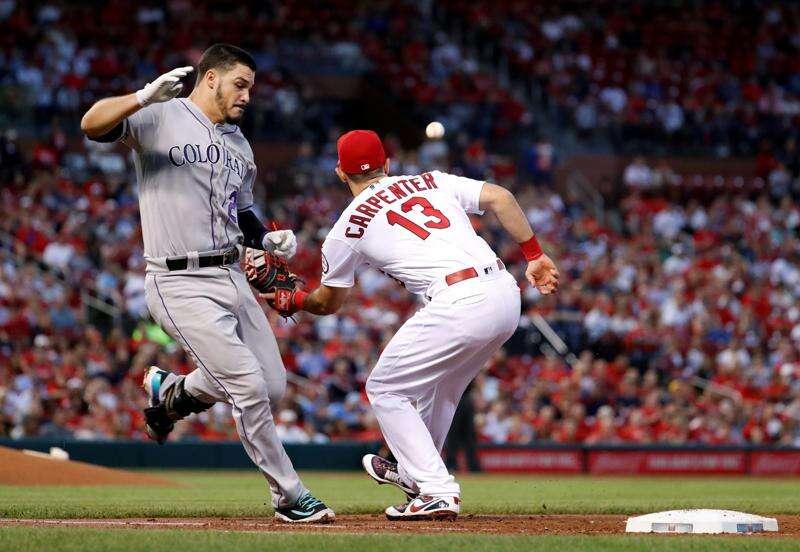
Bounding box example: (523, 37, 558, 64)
(425, 121, 445, 139)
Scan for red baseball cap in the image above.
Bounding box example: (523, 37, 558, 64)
(337, 130, 386, 174)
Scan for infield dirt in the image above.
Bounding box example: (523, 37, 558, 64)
(0, 446, 178, 487)
(3, 514, 800, 537)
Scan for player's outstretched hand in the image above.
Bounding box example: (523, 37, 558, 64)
(136, 66, 194, 107)
(264, 230, 297, 259)
(525, 254, 560, 295)
(260, 287, 304, 317)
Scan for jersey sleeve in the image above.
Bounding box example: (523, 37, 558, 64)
(237, 162, 256, 211)
(320, 237, 363, 288)
(431, 170, 485, 214)
(118, 103, 163, 151)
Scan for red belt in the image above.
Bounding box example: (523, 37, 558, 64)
(444, 259, 505, 286)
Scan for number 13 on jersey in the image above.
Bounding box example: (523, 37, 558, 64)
(386, 197, 451, 240)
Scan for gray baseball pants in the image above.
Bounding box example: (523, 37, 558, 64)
(144, 264, 305, 508)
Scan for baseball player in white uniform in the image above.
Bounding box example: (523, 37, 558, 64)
(80, 44, 334, 523)
(265, 130, 559, 520)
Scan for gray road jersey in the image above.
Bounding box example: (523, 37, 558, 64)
(117, 98, 256, 262)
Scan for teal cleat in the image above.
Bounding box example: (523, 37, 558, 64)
(274, 493, 336, 523)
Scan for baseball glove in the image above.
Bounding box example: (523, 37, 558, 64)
(269, 287, 307, 318)
(244, 247, 297, 294)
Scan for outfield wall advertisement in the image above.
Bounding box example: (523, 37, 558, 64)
(477, 449, 583, 473)
(586, 450, 746, 475)
(750, 451, 800, 475)
(4, 439, 800, 474)
(479, 447, 800, 475)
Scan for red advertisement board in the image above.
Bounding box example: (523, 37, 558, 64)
(750, 451, 800, 475)
(478, 448, 583, 473)
(476, 447, 800, 475)
(588, 450, 746, 474)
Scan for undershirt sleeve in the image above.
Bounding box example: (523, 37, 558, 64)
(237, 208, 268, 250)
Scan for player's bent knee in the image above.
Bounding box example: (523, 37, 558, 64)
(365, 373, 402, 402)
(365, 381, 407, 412)
(232, 374, 272, 409)
(266, 376, 286, 404)
(365, 378, 382, 403)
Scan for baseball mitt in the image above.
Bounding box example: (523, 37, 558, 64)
(244, 247, 297, 294)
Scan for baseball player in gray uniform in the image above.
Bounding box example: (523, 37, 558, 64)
(80, 44, 334, 523)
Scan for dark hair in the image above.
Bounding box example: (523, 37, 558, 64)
(196, 44, 256, 84)
(347, 167, 386, 183)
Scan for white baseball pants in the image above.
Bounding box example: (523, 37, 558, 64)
(144, 264, 306, 508)
(366, 267, 520, 497)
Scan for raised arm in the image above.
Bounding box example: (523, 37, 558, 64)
(80, 66, 194, 139)
(80, 94, 141, 138)
(479, 183, 560, 294)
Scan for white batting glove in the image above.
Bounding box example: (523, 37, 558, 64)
(135, 66, 194, 107)
(263, 230, 297, 259)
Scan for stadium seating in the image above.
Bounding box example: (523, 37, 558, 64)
(439, 0, 800, 156)
(1, 1, 799, 447)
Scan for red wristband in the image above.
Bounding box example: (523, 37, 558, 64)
(293, 290, 309, 311)
(519, 235, 543, 261)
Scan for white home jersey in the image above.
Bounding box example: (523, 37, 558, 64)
(115, 98, 256, 261)
(321, 171, 498, 295)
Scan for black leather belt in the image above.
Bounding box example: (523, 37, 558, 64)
(166, 249, 240, 271)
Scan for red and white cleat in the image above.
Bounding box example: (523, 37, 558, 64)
(385, 495, 460, 521)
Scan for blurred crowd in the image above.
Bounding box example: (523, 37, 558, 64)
(0, 0, 528, 148)
(3, 131, 800, 448)
(442, 0, 800, 157)
(2, 0, 800, 449)
(3, 1, 798, 156)
(479, 174, 800, 446)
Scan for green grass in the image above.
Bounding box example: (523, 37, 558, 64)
(1, 471, 799, 519)
(0, 527, 798, 552)
(2, 472, 798, 550)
